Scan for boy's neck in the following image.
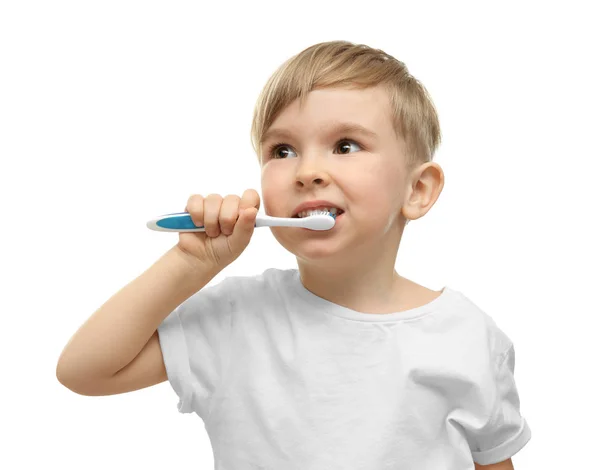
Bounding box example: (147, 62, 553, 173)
(296, 255, 432, 314)
(297, 264, 440, 314)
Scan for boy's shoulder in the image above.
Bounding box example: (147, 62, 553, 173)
(437, 284, 515, 359)
(396, 277, 514, 360)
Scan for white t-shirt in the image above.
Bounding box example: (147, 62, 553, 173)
(157, 268, 531, 469)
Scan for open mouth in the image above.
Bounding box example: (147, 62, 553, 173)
(293, 208, 345, 218)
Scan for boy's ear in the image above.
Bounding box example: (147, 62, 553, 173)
(401, 162, 444, 222)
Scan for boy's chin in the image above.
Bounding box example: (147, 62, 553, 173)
(270, 221, 348, 258)
(288, 240, 349, 261)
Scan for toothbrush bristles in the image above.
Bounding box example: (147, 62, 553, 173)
(302, 209, 337, 220)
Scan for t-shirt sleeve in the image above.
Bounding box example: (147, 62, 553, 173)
(463, 343, 532, 465)
(156, 276, 234, 418)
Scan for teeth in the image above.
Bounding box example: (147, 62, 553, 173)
(296, 207, 341, 218)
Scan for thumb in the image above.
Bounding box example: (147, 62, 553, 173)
(228, 207, 258, 253)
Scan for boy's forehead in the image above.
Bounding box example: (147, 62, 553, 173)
(262, 121, 380, 145)
(261, 86, 392, 145)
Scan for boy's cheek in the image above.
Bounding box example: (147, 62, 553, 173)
(260, 186, 286, 217)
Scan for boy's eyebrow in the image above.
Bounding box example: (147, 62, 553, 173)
(261, 121, 379, 144)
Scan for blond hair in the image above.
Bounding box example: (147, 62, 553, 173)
(250, 40, 441, 168)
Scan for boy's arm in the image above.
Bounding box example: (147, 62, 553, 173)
(56, 245, 220, 395)
(475, 458, 514, 469)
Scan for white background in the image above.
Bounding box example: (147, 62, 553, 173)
(1, 1, 598, 468)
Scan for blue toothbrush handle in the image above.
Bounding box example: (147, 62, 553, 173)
(147, 211, 210, 232)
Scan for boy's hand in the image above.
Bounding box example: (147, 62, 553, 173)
(177, 189, 260, 270)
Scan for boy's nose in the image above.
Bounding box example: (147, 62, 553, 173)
(295, 171, 328, 187)
(295, 158, 331, 187)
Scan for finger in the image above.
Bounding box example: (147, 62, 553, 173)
(203, 194, 223, 237)
(220, 194, 241, 236)
(185, 194, 205, 228)
(228, 206, 258, 256)
(240, 188, 261, 211)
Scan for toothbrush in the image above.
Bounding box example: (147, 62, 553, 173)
(146, 209, 337, 232)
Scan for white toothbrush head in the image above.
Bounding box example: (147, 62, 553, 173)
(293, 208, 338, 230)
(298, 213, 336, 230)
(253, 209, 337, 231)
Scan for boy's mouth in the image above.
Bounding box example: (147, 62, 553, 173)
(293, 208, 344, 218)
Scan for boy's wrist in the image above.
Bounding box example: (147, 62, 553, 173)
(169, 244, 222, 280)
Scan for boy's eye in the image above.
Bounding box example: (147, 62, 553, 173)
(271, 145, 296, 160)
(268, 138, 362, 159)
(337, 140, 360, 154)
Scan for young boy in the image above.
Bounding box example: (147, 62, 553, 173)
(56, 41, 531, 469)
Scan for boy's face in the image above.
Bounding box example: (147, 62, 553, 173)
(259, 85, 411, 263)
